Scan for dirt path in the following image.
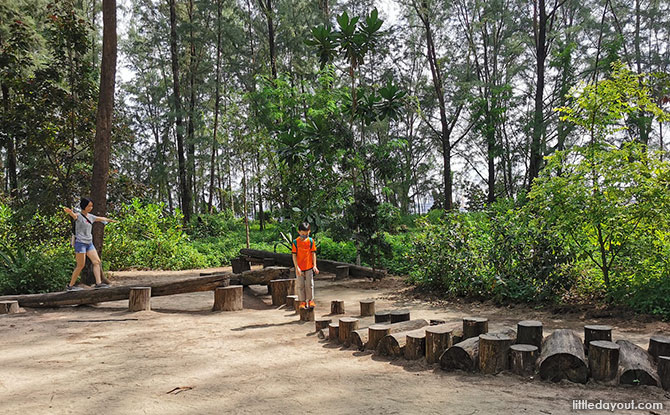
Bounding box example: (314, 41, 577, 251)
(1, 269, 669, 414)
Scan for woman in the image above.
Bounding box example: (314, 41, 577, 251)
(63, 197, 117, 291)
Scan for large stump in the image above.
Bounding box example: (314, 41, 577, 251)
(658, 356, 670, 391)
(350, 327, 370, 350)
(440, 327, 516, 372)
(286, 295, 298, 311)
(213, 285, 243, 311)
(338, 317, 359, 346)
(584, 325, 612, 354)
(616, 339, 659, 386)
(426, 325, 453, 364)
(538, 329, 588, 384)
(231, 257, 251, 274)
(463, 317, 488, 340)
(588, 340, 619, 384)
(509, 344, 539, 376)
(270, 278, 295, 306)
(378, 327, 427, 358)
(262, 258, 276, 268)
(299, 307, 315, 322)
(375, 311, 391, 323)
(0, 300, 19, 314)
(331, 300, 345, 315)
(128, 287, 151, 312)
(479, 333, 514, 374)
(390, 309, 410, 323)
(315, 318, 332, 332)
(335, 265, 349, 280)
(405, 331, 427, 360)
(367, 319, 428, 352)
(648, 335, 670, 361)
(359, 300, 375, 317)
(329, 322, 339, 343)
(517, 320, 543, 351)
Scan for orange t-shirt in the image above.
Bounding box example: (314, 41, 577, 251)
(291, 237, 316, 271)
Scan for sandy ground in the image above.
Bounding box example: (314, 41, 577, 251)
(1, 267, 670, 415)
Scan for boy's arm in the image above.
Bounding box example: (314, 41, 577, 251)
(312, 251, 319, 274)
(292, 253, 301, 277)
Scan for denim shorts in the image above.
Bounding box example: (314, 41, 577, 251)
(74, 241, 96, 254)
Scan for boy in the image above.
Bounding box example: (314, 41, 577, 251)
(291, 222, 320, 310)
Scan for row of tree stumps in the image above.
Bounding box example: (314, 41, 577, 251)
(127, 285, 244, 312)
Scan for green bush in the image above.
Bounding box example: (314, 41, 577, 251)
(0, 244, 72, 294)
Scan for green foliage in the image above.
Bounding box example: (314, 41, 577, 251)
(0, 244, 72, 294)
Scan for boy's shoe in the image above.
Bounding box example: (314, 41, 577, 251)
(94, 283, 110, 289)
(65, 284, 84, 292)
(299, 301, 306, 310)
(308, 300, 316, 308)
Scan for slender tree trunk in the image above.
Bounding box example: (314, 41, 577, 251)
(242, 163, 250, 249)
(259, 0, 278, 79)
(528, 0, 548, 188)
(257, 152, 264, 230)
(208, 0, 223, 213)
(1, 84, 17, 197)
(187, 0, 197, 216)
(486, 109, 496, 204)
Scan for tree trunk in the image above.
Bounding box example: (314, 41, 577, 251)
(208, 0, 223, 213)
(538, 329, 588, 383)
(1, 84, 17, 197)
(528, 0, 548, 187)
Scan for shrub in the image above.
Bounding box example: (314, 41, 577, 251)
(0, 244, 72, 294)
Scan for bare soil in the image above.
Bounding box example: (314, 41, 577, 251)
(1, 267, 669, 414)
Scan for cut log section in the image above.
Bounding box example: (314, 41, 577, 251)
(658, 356, 670, 391)
(509, 344, 539, 376)
(479, 333, 514, 374)
(213, 285, 243, 311)
(452, 329, 464, 344)
(430, 319, 446, 326)
(231, 267, 291, 286)
(128, 287, 151, 312)
(299, 307, 315, 322)
(426, 325, 453, 364)
(367, 319, 428, 352)
(329, 322, 339, 343)
(538, 329, 588, 384)
(588, 340, 619, 384)
(463, 317, 488, 340)
(375, 311, 391, 323)
(405, 330, 427, 360)
(616, 339, 659, 386)
(648, 335, 670, 361)
(331, 300, 345, 315)
(584, 325, 612, 353)
(269, 278, 295, 306)
(335, 265, 349, 280)
(517, 320, 543, 351)
(317, 329, 329, 340)
(360, 300, 375, 317)
(315, 318, 332, 332)
(0, 300, 19, 314)
(338, 317, 359, 346)
(378, 327, 427, 358)
(440, 327, 516, 372)
(286, 295, 298, 310)
(262, 258, 276, 268)
(351, 328, 370, 351)
(231, 257, 251, 274)
(390, 309, 410, 323)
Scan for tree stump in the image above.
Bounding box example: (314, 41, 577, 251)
(294, 298, 302, 312)
(231, 257, 251, 274)
(317, 329, 329, 340)
(584, 325, 612, 354)
(452, 329, 464, 344)
(286, 295, 298, 311)
(616, 339, 659, 386)
(390, 309, 410, 323)
(128, 287, 151, 312)
(375, 311, 391, 323)
(338, 317, 359, 346)
(658, 356, 670, 391)
(426, 325, 453, 364)
(262, 258, 276, 268)
(538, 329, 588, 384)
(430, 319, 447, 326)
(350, 328, 370, 350)
(377, 327, 427, 358)
(479, 333, 514, 374)
(315, 318, 332, 332)
(405, 331, 427, 360)
(0, 300, 19, 314)
(270, 278, 295, 306)
(367, 324, 392, 351)
(331, 300, 345, 315)
(335, 265, 349, 280)
(329, 322, 339, 343)
(648, 335, 670, 361)
(509, 344, 539, 376)
(588, 340, 619, 384)
(300, 307, 315, 322)
(360, 300, 375, 317)
(517, 320, 543, 351)
(463, 317, 488, 340)
(212, 285, 243, 311)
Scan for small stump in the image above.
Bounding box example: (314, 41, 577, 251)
(509, 344, 539, 376)
(479, 333, 513, 374)
(405, 331, 426, 360)
(331, 300, 345, 315)
(390, 309, 410, 323)
(270, 278, 295, 306)
(375, 311, 391, 323)
(315, 318, 332, 332)
(231, 257, 250, 274)
(360, 300, 375, 317)
(367, 324, 391, 351)
(517, 320, 543, 351)
(658, 356, 670, 391)
(0, 300, 19, 314)
(338, 317, 359, 346)
(213, 285, 243, 311)
(286, 295, 298, 311)
(128, 287, 151, 312)
(425, 325, 453, 364)
(335, 265, 349, 280)
(583, 325, 612, 354)
(648, 335, 670, 361)
(463, 317, 488, 340)
(616, 339, 659, 386)
(329, 322, 340, 343)
(262, 258, 276, 268)
(300, 307, 315, 322)
(588, 340, 619, 384)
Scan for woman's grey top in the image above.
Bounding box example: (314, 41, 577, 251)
(75, 213, 98, 244)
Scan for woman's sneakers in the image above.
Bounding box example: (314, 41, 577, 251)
(94, 283, 111, 289)
(65, 284, 83, 292)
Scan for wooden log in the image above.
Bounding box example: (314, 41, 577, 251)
(616, 339, 660, 386)
(517, 320, 543, 351)
(426, 325, 453, 364)
(335, 265, 349, 280)
(317, 329, 329, 340)
(452, 329, 464, 344)
(331, 300, 345, 315)
(299, 307, 315, 322)
(233, 267, 291, 286)
(338, 317, 359, 346)
(231, 257, 251, 274)
(262, 258, 276, 268)
(213, 285, 243, 311)
(430, 319, 447, 326)
(390, 309, 410, 323)
(378, 327, 427, 357)
(588, 340, 619, 384)
(351, 327, 370, 351)
(315, 318, 332, 331)
(375, 311, 391, 323)
(328, 322, 339, 343)
(360, 300, 375, 317)
(584, 325, 612, 353)
(0, 300, 19, 314)
(509, 344, 539, 376)
(405, 331, 427, 360)
(128, 287, 151, 312)
(270, 278, 295, 306)
(479, 333, 514, 374)
(286, 295, 298, 310)
(440, 327, 516, 372)
(0, 274, 232, 308)
(294, 298, 302, 312)
(367, 319, 429, 352)
(463, 317, 488, 340)
(658, 356, 670, 391)
(538, 329, 588, 384)
(648, 335, 670, 361)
